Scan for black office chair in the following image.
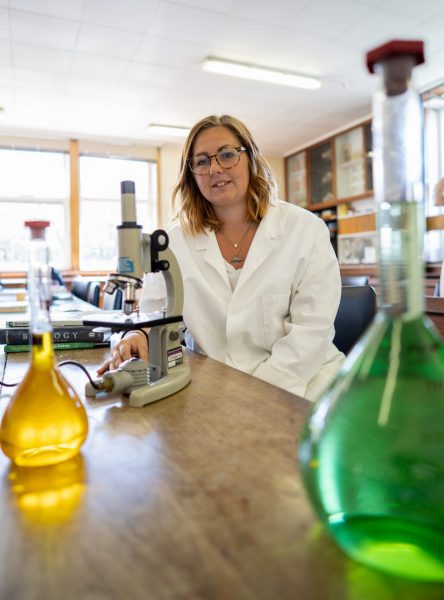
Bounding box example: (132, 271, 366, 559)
(51, 267, 65, 286)
(71, 278, 90, 302)
(333, 285, 377, 355)
(341, 275, 369, 286)
(87, 281, 101, 307)
(102, 288, 123, 310)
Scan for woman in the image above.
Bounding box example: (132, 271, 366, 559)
(98, 115, 344, 400)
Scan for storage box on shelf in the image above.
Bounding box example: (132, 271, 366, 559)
(337, 199, 377, 266)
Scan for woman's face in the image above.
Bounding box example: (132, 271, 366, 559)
(191, 126, 250, 214)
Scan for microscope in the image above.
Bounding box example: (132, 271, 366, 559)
(83, 181, 191, 407)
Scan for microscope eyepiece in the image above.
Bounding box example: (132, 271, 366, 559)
(121, 180, 135, 194)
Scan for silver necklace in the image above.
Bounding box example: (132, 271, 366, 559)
(219, 222, 252, 265)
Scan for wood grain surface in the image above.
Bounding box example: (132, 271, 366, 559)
(0, 348, 444, 600)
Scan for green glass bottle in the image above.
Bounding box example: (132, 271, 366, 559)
(299, 40, 444, 582)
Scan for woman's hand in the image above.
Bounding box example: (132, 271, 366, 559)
(97, 330, 149, 375)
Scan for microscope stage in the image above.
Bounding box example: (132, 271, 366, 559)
(83, 310, 183, 330)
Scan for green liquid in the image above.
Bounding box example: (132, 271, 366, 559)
(299, 314, 444, 581)
(330, 515, 444, 582)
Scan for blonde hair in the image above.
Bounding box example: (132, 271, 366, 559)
(172, 114, 277, 235)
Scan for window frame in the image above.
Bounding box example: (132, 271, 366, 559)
(0, 138, 160, 280)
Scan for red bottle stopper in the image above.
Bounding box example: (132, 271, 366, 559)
(366, 40, 424, 73)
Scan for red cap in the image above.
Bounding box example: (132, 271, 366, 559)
(366, 40, 425, 74)
(25, 219, 50, 240)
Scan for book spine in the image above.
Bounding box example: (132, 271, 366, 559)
(0, 327, 108, 345)
(4, 341, 111, 353)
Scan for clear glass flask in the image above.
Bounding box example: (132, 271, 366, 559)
(0, 220, 88, 467)
(299, 40, 444, 581)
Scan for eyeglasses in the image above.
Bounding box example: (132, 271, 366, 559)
(188, 145, 247, 175)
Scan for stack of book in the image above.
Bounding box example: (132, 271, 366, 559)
(0, 315, 110, 353)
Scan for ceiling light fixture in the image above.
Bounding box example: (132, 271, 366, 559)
(202, 57, 321, 90)
(148, 124, 190, 137)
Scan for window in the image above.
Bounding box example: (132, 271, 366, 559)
(79, 156, 157, 271)
(424, 105, 444, 262)
(0, 148, 70, 271)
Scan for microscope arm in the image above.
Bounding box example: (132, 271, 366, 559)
(140, 231, 184, 318)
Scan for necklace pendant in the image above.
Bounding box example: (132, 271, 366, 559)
(233, 243, 239, 248)
(230, 256, 244, 265)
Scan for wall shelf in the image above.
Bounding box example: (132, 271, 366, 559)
(285, 119, 375, 263)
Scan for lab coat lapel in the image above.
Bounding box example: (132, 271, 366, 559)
(236, 202, 282, 292)
(194, 230, 231, 287)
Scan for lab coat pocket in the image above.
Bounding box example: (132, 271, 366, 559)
(261, 293, 291, 350)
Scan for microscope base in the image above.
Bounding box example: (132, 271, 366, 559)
(128, 365, 191, 407)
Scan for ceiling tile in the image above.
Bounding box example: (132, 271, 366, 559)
(134, 35, 207, 68)
(376, 0, 444, 19)
(423, 10, 444, 27)
(13, 68, 68, 92)
(161, 0, 237, 13)
(259, 28, 327, 71)
(9, 0, 86, 20)
(0, 0, 444, 154)
(0, 40, 11, 66)
(0, 7, 9, 39)
(70, 52, 128, 78)
(303, 40, 362, 77)
(65, 76, 118, 98)
(290, 0, 373, 38)
(148, 3, 225, 44)
(12, 42, 73, 73)
(82, 0, 160, 33)
(10, 10, 79, 49)
(0, 66, 14, 86)
(229, 0, 309, 26)
(76, 23, 142, 59)
(340, 7, 422, 48)
(409, 21, 444, 55)
(351, 0, 384, 6)
(208, 16, 285, 58)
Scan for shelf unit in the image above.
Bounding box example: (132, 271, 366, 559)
(285, 120, 376, 263)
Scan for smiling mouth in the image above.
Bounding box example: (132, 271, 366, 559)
(212, 181, 230, 188)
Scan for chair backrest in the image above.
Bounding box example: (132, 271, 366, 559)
(333, 285, 377, 355)
(71, 278, 90, 302)
(87, 281, 101, 307)
(102, 288, 123, 310)
(341, 275, 369, 286)
(51, 267, 65, 286)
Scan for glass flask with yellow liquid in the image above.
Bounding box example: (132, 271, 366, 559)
(299, 40, 444, 582)
(0, 220, 88, 467)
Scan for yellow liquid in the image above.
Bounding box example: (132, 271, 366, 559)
(0, 332, 88, 467)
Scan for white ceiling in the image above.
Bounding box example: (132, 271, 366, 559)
(1, 0, 444, 156)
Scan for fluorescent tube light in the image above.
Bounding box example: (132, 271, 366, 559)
(148, 124, 190, 137)
(202, 57, 321, 90)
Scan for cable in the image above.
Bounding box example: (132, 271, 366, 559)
(57, 360, 103, 390)
(0, 360, 103, 390)
(0, 379, 20, 387)
(1, 332, 149, 390)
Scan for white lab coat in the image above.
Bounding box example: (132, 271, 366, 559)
(140, 199, 345, 400)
